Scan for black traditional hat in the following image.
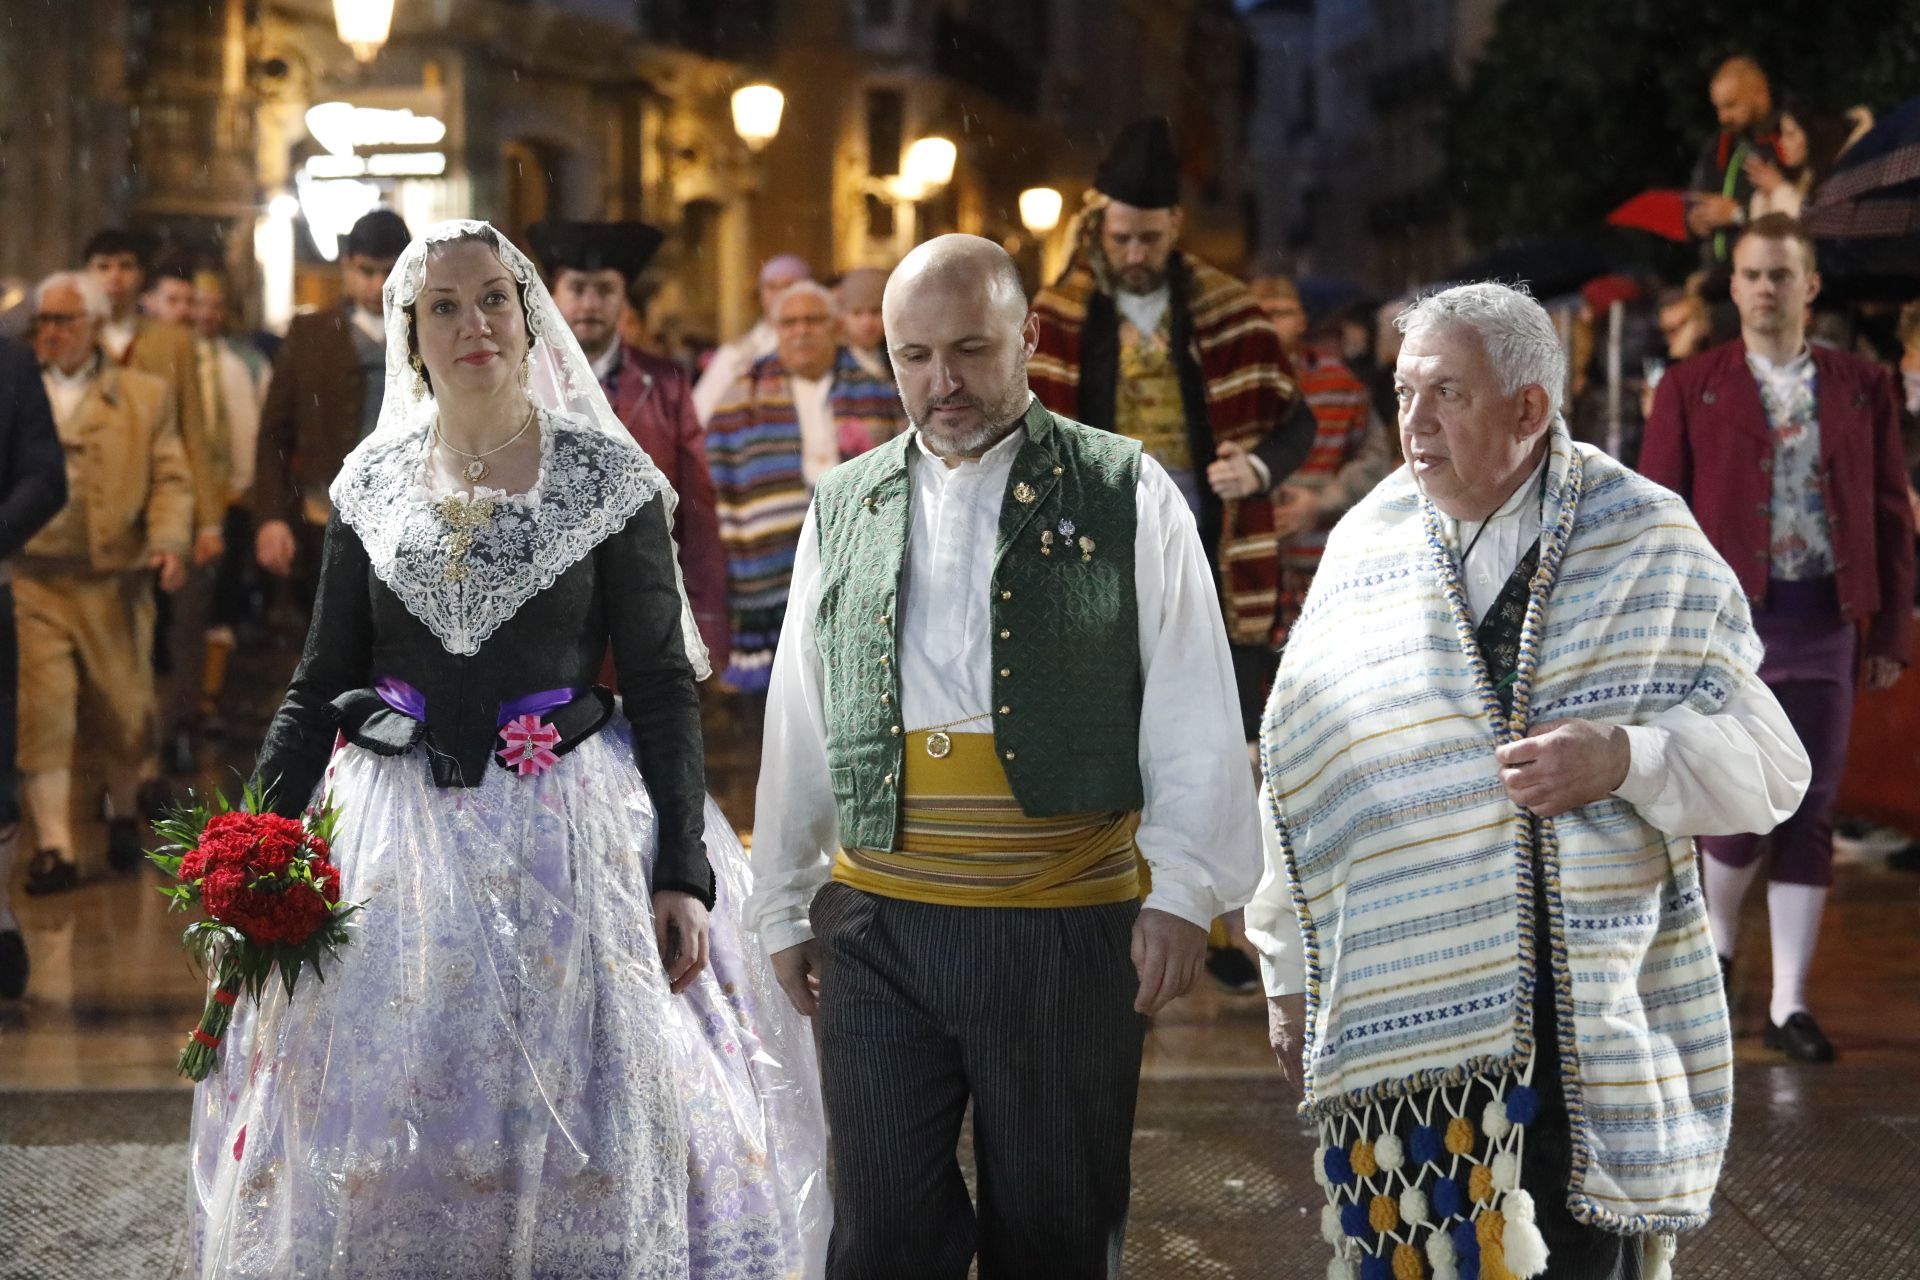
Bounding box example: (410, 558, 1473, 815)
(1093, 117, 1180, 210)
(527, 220, 666, 283)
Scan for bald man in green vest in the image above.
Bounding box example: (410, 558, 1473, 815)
(747, 234, 1262, 1278)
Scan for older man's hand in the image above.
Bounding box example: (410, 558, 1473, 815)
(1267, 993, 1308, 1093)
(149, 552, 187, 594)
(1495, 718, 1631, 818)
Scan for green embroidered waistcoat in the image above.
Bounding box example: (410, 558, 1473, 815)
(812, 400, 1145, 851)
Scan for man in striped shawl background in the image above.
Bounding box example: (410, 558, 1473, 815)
(1248, 283, 1810, 1280)
(1030, 116, 1318, 993)
(706, 279, 906, 694)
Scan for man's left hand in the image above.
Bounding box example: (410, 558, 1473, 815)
(1495, 718, 1631, 818)
(1131, 908, 1207, 1015)
(1865, 657, 1906, 692)
(1207, 440, 1265, 501)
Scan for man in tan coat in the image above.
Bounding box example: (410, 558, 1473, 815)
(85, 231, 222, 559)
(15, 271, 192, 894)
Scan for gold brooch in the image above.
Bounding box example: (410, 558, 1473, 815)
(1040, 529, 1054, 556)
(1079, 536, 1095, 562)
(439, 494, 497, 582)
(1014, 481, 1037, 505)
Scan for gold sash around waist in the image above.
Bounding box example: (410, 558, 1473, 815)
(832, 731, 1143, 907)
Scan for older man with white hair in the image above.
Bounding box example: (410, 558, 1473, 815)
(1249, 282, 1810, 1279)
(14, 270, 192, 899)
(705, 278, 906, 691)
(692, 251, 814, 424)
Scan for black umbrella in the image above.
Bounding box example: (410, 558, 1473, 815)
(1448, 237, 1634, 300)
(1804, 96, 1920, 241)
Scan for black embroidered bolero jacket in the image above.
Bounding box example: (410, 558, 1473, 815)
(250, 497, 714, 907)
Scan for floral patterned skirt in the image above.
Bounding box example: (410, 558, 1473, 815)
(186, 720, 830, 1279)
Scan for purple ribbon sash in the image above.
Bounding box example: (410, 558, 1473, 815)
(373, 676, 582, 727)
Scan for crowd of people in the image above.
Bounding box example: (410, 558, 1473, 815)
(0, 55, 1913, 1280)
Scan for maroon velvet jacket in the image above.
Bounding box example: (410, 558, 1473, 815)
(1641, 338, 1914, 665)
(602, 344, 730, 672)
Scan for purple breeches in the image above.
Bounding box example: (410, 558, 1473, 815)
(1699, 578, 1857, 888)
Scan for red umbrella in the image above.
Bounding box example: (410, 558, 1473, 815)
(1606, 189, 1691, 242)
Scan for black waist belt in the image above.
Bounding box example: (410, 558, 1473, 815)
(330, 680, 616, 778)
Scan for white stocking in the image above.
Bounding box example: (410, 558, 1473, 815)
(1766, 882, 1827, 1025)
(1702, 852, 1762, 961)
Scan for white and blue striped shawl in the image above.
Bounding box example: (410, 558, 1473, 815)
(1259, 422, 1759, 1234)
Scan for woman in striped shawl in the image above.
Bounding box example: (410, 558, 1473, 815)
(1247, 284, 1809, 1280)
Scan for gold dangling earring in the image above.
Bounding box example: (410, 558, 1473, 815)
(519, 352, 533, 394)
(410, 352, 429, 401)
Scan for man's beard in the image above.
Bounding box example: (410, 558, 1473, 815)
(569, 317, 615, 359)
(1116, 265, 1167, 295)
(906, 375, 1030, 456)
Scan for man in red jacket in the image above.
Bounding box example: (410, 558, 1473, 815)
(530, 220, 729, 670)
(1642, 213, 1914, 1062)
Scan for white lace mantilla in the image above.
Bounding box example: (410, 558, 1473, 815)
(332, 408, 665, 656)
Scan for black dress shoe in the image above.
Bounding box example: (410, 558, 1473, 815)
(0, 930, 28, 999)
(1764, 1011, 1836, 1063)
(22, 849, 79, 896)
(106, 819, 145, 873)
(1204, 945, 1261, 994)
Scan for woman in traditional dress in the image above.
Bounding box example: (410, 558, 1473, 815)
(185, 219, 828, 1279)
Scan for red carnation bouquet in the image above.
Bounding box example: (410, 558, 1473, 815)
(147, 782, 360, 1081)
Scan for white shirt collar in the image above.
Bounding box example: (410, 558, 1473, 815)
(100, 314, 136, 360)
(1490, 450, 1550, 522)
(350, 305, 385, 345)
(1744, 344, 1812, 380)
(1114, 285, 1170, 337)
(588, 340, 621, 383)
(911, 420, 1029, 473)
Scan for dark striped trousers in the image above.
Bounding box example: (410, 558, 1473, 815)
(811, 882, 1146, 1280)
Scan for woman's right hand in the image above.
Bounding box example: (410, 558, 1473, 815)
(652, 889, 710, 994)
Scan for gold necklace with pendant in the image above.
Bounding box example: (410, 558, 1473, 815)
(434, 404, 537, 485)
(918, 711, 992, 759)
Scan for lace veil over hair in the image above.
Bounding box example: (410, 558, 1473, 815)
(328, 218, 712, 677)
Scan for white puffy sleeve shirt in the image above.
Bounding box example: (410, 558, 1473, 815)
(745, 421, 1265, 956)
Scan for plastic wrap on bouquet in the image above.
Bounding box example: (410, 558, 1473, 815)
(187, 719, 829, 1279)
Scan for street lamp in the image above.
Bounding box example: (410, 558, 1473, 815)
(1019, 187, 1063, 235)
(333, 0, 396, 62)
(901, 136, 957, 197)
(731, 84, 785, 152)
